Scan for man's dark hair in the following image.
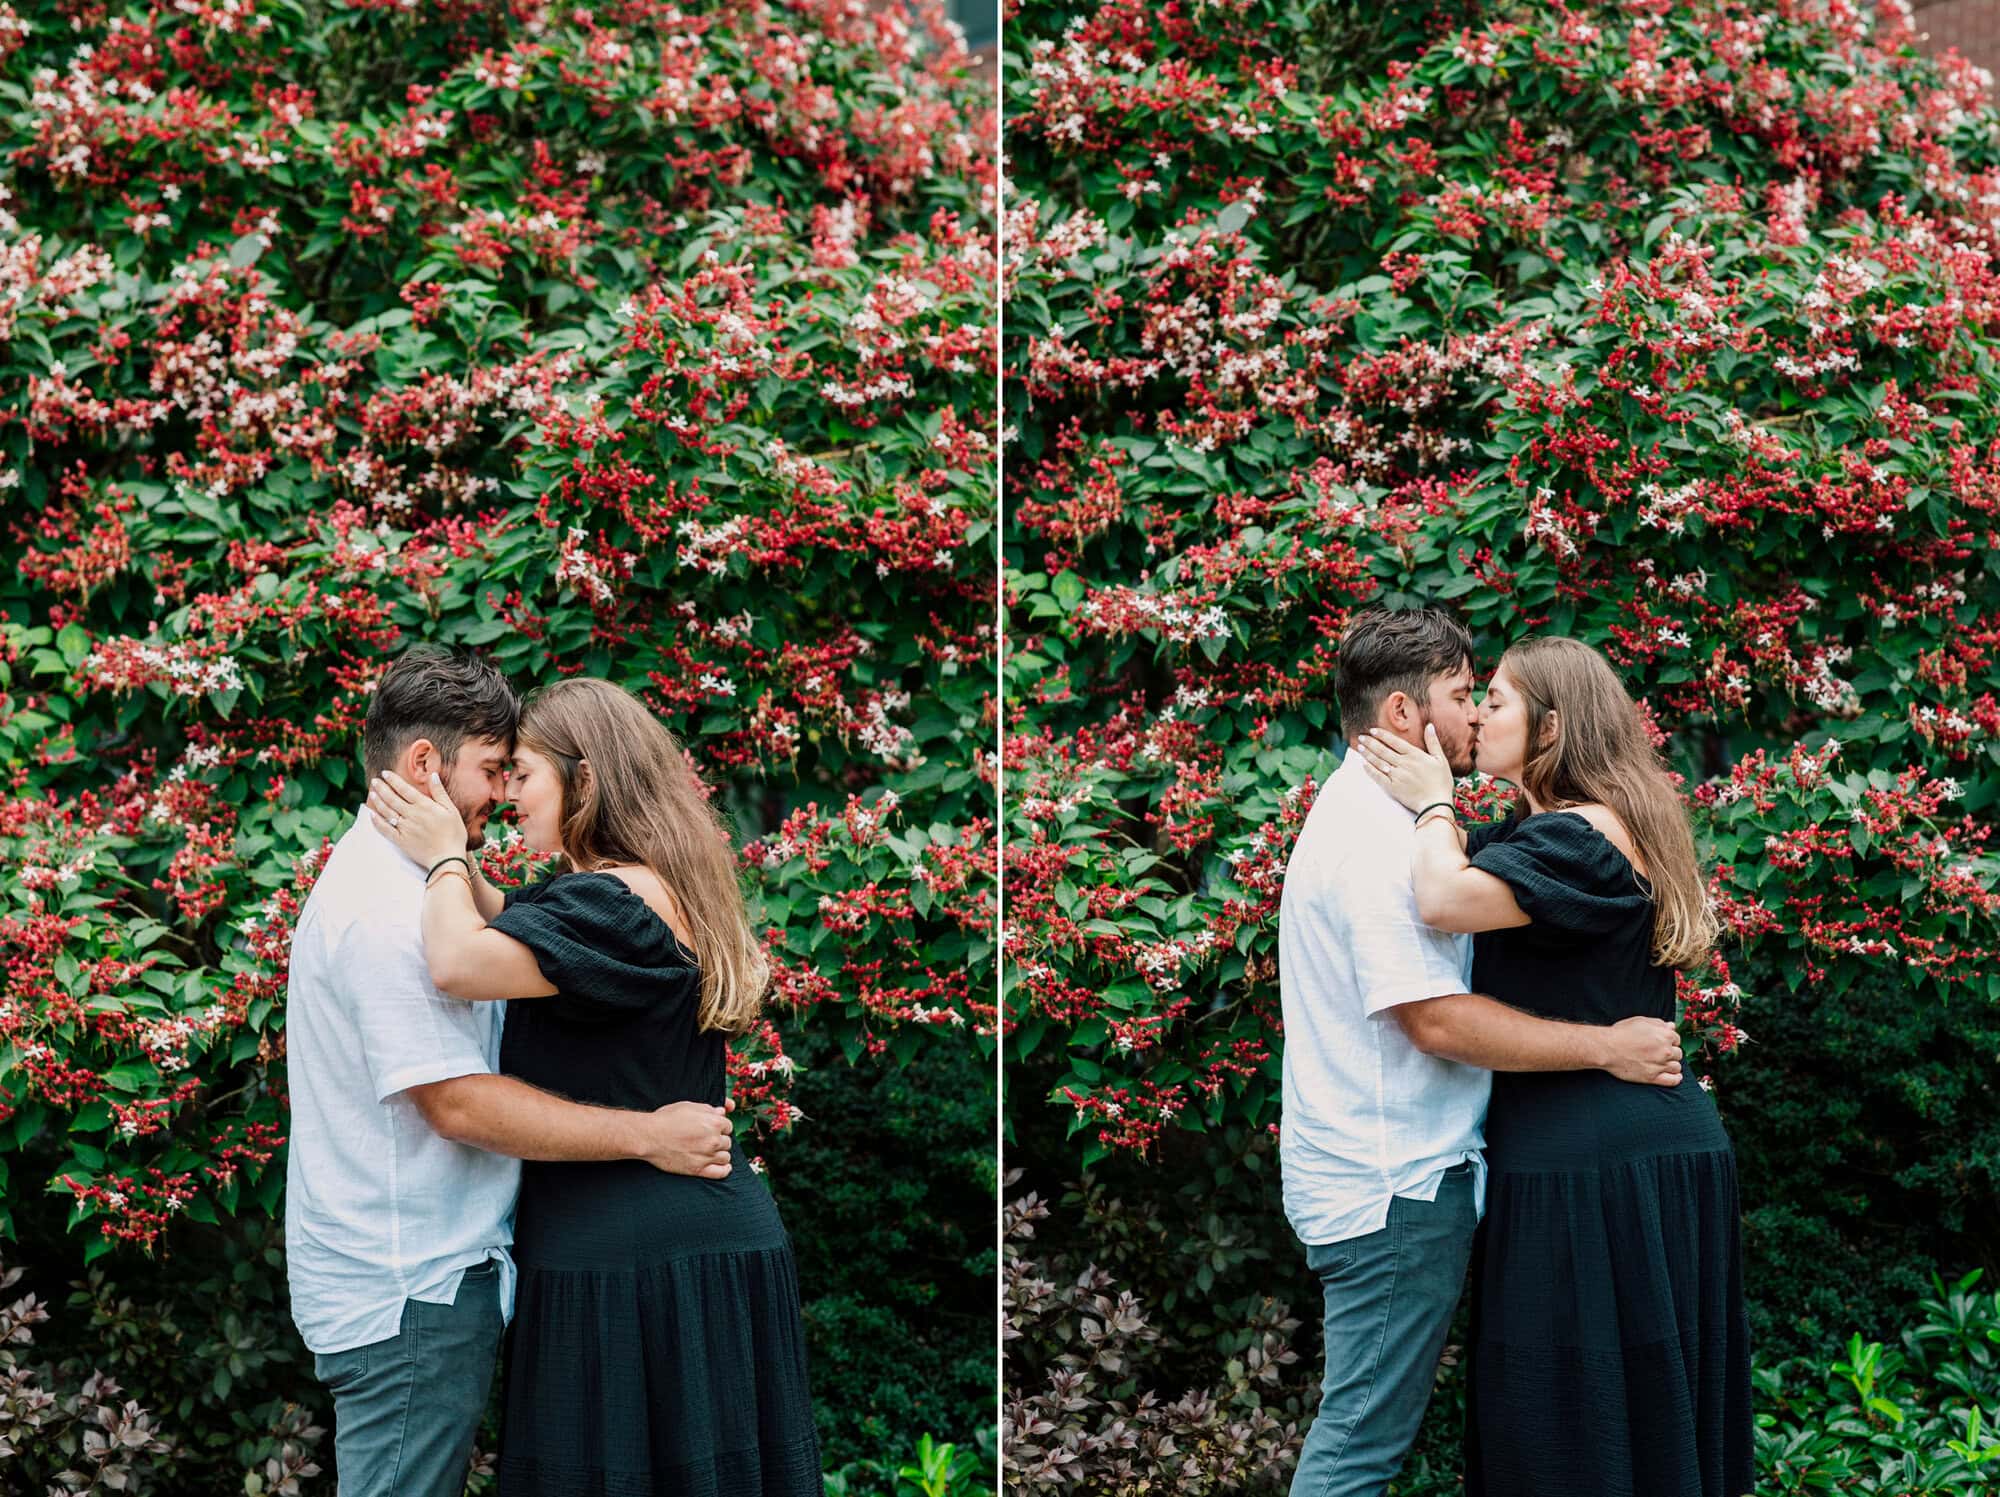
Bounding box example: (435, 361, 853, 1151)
(362, 644, 520, 781)
(1334, 607, 1476, 738)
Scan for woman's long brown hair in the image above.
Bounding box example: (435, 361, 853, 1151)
(1501, 636, 1717, 971)
(517, 678, 767, 1034)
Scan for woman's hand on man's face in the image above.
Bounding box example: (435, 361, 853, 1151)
(368, 769, 472, 868)
(1355, 723, 1458, 812)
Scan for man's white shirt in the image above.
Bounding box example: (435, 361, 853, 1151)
(284, 806, 518, 1354)
(1278, 748, 1491, 1246)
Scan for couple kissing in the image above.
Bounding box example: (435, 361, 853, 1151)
(1279, 607, 1752, 1497)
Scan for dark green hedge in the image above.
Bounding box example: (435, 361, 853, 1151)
(764, 1024, 998, 1472)
(1728, 953, 2000, 1362)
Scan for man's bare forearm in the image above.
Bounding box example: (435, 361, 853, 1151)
(413, 1073, 645, 1161)
(1396, 993, 1606, 1071)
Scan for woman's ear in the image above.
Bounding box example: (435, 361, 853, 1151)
(1539, 710, 1560, 748)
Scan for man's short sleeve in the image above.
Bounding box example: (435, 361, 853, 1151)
(330, 916, 496, 1102)
(1342, 870, 1471, 1019)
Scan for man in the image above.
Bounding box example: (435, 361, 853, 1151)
(1277, 607, 1681, 1497)
(285, 645, 734, 1497)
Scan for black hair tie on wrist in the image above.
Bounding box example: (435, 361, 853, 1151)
(427, 854, 472, 881)
(1414, 801, 1458, 825)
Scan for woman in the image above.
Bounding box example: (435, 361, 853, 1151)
(367, 678, 822, 1497)
(1354, 635, 1752, 1497)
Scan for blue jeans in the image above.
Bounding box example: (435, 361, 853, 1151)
(1289, 1164, 1478, 1497)
(312, 1260, 504, 1497)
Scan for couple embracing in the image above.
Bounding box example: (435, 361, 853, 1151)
(284, 645, 823, 1496)
(1279, 608, 1753, 1497)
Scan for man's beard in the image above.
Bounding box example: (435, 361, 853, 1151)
(458, 801, 493, 850)
(1426, 719, 1477, 777)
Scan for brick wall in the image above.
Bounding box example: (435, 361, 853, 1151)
(1915, 0, 2000, 75)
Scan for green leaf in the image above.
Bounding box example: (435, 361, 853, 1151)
(55, 623, 91, 670)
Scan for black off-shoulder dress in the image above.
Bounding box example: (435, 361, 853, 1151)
(488, 872, 823, 1497)
(1461, 813, 1753, 1497)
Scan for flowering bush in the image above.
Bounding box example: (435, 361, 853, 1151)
(1001, 0, 2000, 1199)
(0, 0, 996, 1259)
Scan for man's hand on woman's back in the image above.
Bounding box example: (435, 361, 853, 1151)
(407, 1074, 736, 1176)
(1392, 993, 1681, 1086)
(637, 1099, 735, 1179)
(1598, 1017, 1683, 1087)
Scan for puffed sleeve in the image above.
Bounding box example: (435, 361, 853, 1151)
(1468, 812, 1652, 936)
(489, 874, 696, 1020)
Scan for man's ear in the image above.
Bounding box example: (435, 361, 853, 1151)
(405, 738, 439, 779)
(1380, 691, 1414, 733)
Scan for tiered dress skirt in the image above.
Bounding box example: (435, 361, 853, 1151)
(498, 1149, 823, 1497)
(1466, 1069, 1754, 1497)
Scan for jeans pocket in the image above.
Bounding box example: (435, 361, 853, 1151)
(461, 1261, 504, 1334)
(314, 1342, 374, 1393)
(457, 1259, 502, 1325)
(1305, 1240, 1357, 1277)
